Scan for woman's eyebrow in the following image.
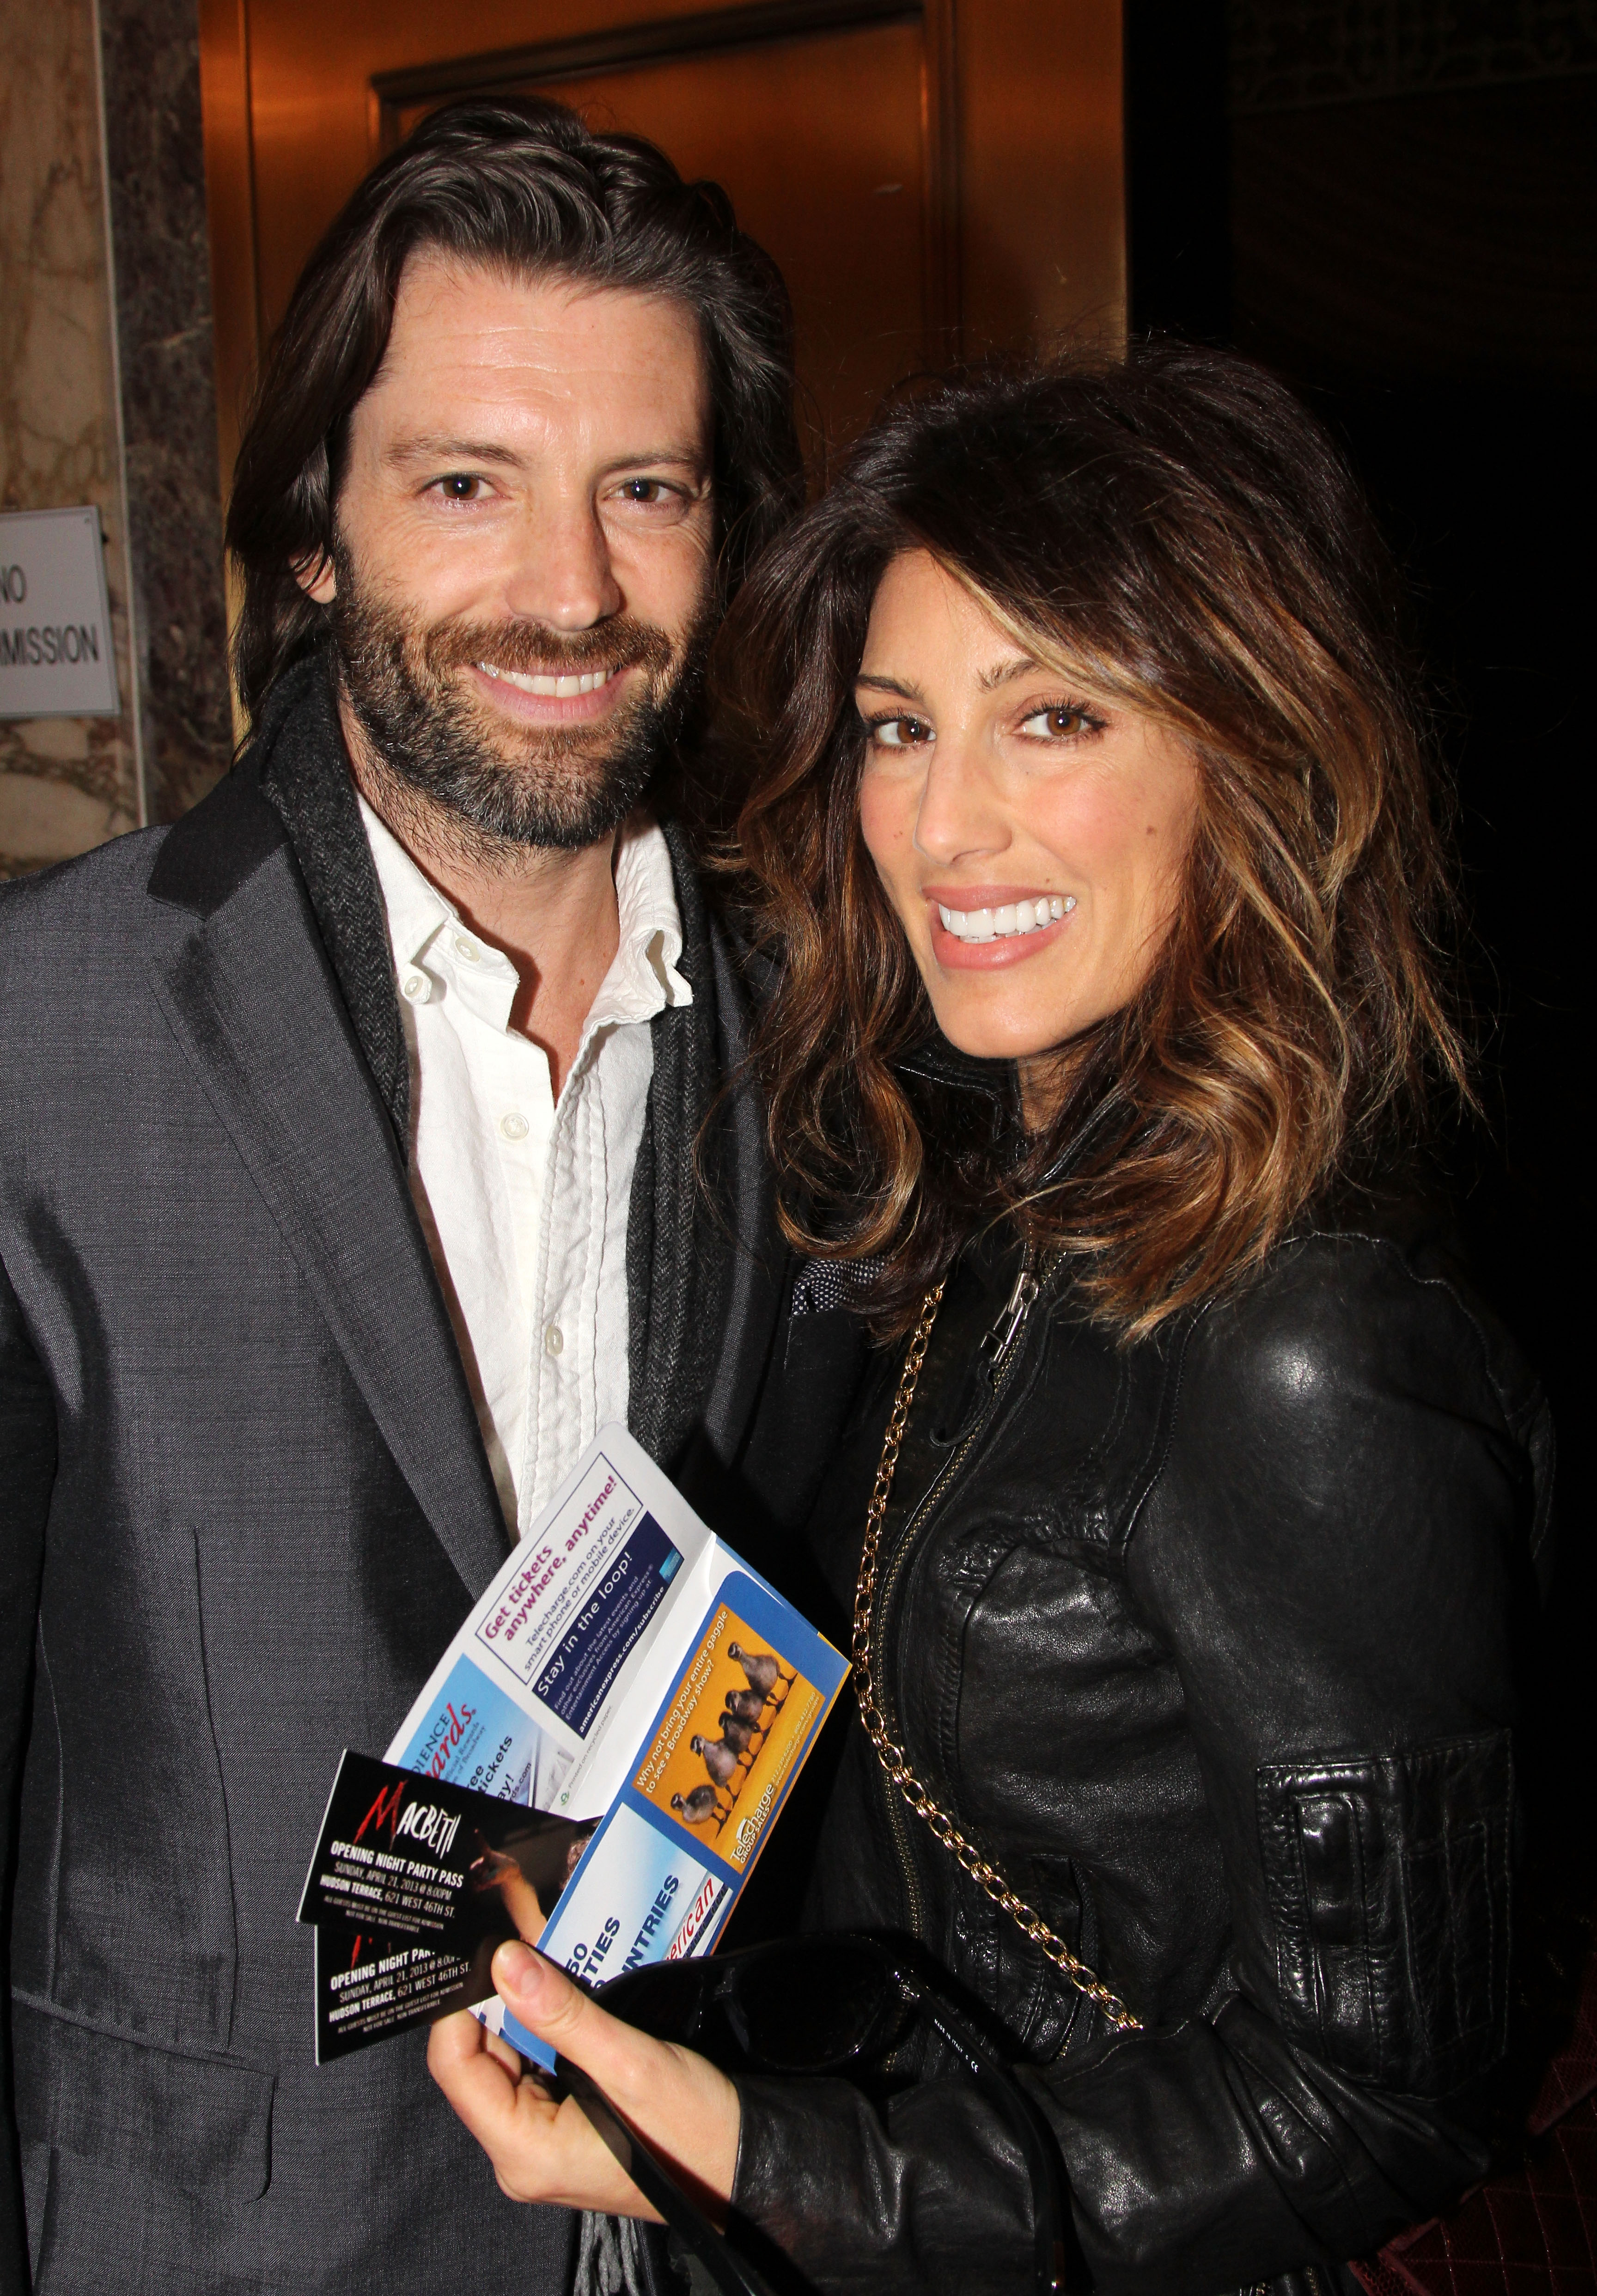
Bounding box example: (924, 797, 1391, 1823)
(979, 654, 1045, 691)
(854, 672, 927, 702)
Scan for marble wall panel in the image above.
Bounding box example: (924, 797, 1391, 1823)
(0, 0, 141, 874)
(99, 0, 233, 819)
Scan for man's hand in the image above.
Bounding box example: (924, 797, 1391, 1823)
(427, 1942, 741, 2220)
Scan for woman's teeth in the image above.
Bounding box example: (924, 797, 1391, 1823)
(937, 895, 1075, 943)
(476, 663, 618, 697)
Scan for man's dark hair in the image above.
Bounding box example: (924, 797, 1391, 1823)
(226, 98, 801, 721)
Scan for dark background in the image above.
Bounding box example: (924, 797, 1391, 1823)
(1126, 0, 1593, 1861)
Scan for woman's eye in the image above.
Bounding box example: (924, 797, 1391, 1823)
(617, 478, 671, 505)
(435, 474, 485, 502)
(871, 715, 933, 750)
(1019, 703, 1097, 740)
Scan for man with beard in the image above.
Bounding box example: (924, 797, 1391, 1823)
(0, 102, 859, 2295)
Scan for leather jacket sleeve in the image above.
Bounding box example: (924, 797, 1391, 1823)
(731, 1231, 1549, 2295)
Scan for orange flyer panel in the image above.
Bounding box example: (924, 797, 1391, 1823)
(632, 1602, 823, 1873)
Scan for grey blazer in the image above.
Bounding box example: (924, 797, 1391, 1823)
(0, 660, 857, 2292)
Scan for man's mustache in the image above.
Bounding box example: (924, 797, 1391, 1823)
(420, 614, 675, 680)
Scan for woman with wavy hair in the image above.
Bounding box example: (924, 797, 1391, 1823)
(430, 346, 1552, 2296)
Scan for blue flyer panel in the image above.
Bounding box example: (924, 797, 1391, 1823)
(473, 1453, 683, 1741)
(537, 1801, 725, 1983)
(527, 1510, 682, 1739)
(494, 1806, 728, 2075)
(392, 1654, 546, 1800)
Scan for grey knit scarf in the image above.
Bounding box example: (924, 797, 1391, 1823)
(244, 647, 732, 1480)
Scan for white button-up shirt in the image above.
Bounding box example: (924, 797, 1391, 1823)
(360, 798, 691, 1536)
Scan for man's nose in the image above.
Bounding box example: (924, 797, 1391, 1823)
(913, 733, 1010, 865)
(500, 495, 622, 630)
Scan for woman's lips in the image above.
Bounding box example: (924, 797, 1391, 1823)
(924, 888, 1076, 971)
(466, 659, 635, 724)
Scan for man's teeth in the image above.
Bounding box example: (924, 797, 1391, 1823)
(937, 895, 1075, 943)
(476, 663, 619, 697)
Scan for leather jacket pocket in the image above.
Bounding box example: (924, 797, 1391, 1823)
(1256, 1730, 1512, 2094)
(11, 1990, 274, 2202)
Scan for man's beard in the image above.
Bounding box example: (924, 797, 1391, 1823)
(329, 548, 712, 851)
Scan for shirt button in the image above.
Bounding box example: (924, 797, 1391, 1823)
(402, 972, 431, 1004)
(453, 934, 481, 964)
(500, 1111, 529, 1142)
(544, 1323, 564, 1357)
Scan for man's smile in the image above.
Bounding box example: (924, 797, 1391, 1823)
(467, 658, 634, 723)
(475, 661, 623, 697)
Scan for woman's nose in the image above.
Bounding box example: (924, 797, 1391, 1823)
(913, 735, 1011, 866)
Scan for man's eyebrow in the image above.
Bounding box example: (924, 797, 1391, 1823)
(594, 445, 707, 476)
(854, 672, 927, 704)
(383, 435, 524, 470)
(382, 437, 711, 478)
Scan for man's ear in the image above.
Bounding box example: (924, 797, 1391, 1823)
(294, 550, 338, 605)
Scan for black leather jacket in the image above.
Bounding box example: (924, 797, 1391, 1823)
(730, 1203, 1553, 2295)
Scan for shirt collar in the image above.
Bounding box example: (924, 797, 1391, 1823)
(590, 813, 692, 1033)
(360, 795, 457, 966)
(359, 795, 519, 1032)
(358, 796, 690, 1044)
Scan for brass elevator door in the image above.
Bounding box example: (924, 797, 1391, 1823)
(200, 0, 1125, 502)
(199, 0, 1124, 501)
(380, 18, 930, 458)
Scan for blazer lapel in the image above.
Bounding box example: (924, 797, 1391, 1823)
(151, 830, 510, 1601)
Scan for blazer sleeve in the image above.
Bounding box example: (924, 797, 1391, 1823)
(731, 1232, 1549, 2296)
(1, 1252, 58, 2289)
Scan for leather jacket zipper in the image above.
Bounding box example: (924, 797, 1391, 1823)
(871, 1249, 1046, 1948)
(981, 1262, 1041, 1363)
(932, 1260, 1042, 1447)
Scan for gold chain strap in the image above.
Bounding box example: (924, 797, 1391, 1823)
(850, 1283, 1143, 2035)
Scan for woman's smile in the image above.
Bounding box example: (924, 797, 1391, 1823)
(924, 884, 1076, 967)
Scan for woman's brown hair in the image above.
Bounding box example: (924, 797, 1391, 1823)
(719, 344, 1471, 1338)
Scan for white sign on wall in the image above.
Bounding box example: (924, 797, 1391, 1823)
(0, 506, 120, 720)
